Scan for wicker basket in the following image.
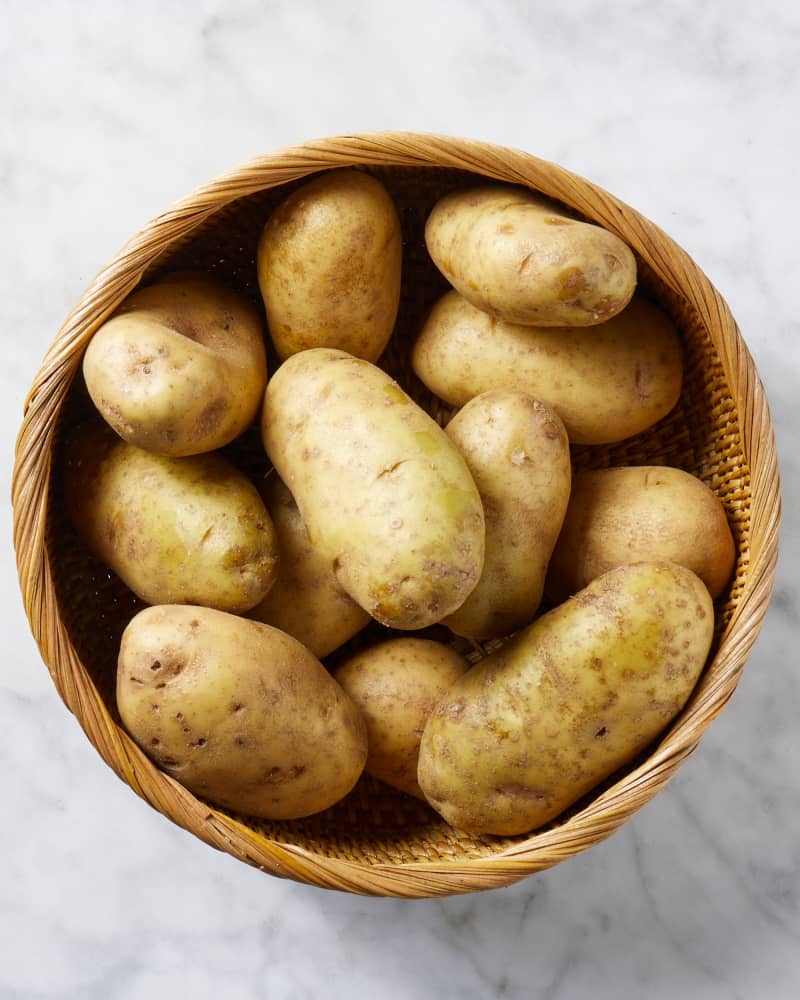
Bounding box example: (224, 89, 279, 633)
(12, 132, 781, 898)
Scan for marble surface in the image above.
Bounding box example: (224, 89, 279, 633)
(2, 1, 798, 997)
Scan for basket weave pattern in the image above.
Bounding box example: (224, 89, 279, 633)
(13, 134, 780, 897)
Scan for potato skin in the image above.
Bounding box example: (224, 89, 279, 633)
(64, 422, 278, 613)
(248, 476, 371, 658)
(412, 290, 682, 445)
(334, 638, 469, 799)
(547, 466, 735, 602)
(425, 185, 637, 327)
(82, 274, 267, 457)
(418, 562, 714, 836)
(261, 348, 485, 630)
(116, 605, 367, 820)
(443, 390, 571, 640)
(258, 169, 402, 361)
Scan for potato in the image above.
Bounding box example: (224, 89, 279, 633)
(257, 169, 402, 361)
(82, 274, 267, 457)
(261, 348, 485, 630)
(334, 638, 469, 799)
(117, 605, 367, 819)
(442, 390, 571, 640)
(417, 562, 714, 836)
(64, 422, 278, 613)
(425, 185, 637, 327)
(547, 466, 735, 602)
(412, 290, 682, 445)
(248, 476, 371, 658)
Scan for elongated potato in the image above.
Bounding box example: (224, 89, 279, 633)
(425, 185, 637, 326)
(249, 476, 371, 658)
(334, 638, 469, 798)
(83, 274, 267, 457)
(418, 562, 714, 835)
(547, 466, 735, 602)
(64, 422, 278, 613)
(261, 348, 485, 630)
(412, 290, 682, 445)
(443, 390, 571, 639)
(117, 605, 367, 819)
(258, 169, 402, 361)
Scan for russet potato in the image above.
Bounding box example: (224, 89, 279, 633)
(261, 348, 485, 630)
(83, 274, 267, 457)
(442, 389, 571, 639)
(248, 476, 371, 658)
(258, 169, 402, 361)
(425, 185, 637, 327)
(418, 562, 714, 836)
(334, 638, 469, 799)
(412, 290, 683, 445)
(547, 466, 735, 601)
(117, 605, 367, 819)
(64, 422, 278, 614)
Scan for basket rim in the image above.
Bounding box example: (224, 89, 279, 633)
(12, 131, 782, 898)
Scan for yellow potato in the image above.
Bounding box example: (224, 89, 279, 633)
(83, 274, 267, 456)
(334, 638, 469, 799)
(547, 466, 735, 602)
(261, 349, 485, 630)
(418, 562, 714, 836)
(443, 390, 571, 640)
(412, 290, 683, 445)
(64, 422, 278, 613)
(425, 185, 637, 326)
(248, 476, 371, 658)
(257, 169, 402, 361)
(117, 605, 367, 820)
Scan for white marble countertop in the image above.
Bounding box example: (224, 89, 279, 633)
(2, 1, 798, 997)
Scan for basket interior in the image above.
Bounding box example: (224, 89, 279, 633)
(46, 166, 750, 866)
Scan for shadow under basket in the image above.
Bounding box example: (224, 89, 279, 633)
(12, 133, 781, 897)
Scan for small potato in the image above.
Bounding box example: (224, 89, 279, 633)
(412, 290, 683, 445)
(261, 348, 485, 630)
(258, 169, 402, 361)
(425, 185, 637, 327)
(64, 422, 278, 613)
(334, 638, 469, 799)
(83, 274, 267, 456)
(418, 562, 714, 836)
(117, 605, 367, 820)
(547, 466, 736, 602)
(249, 476, 371, 658)
(443, 390, 571, 640)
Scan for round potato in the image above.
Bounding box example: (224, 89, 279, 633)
(425, 185, 637, 326)
(412, 290, 683, 445)
(261, 348, 485, 630)
(117, 605, 368, 820)
(257, 169, 402, 361)
(64, 422, 278, 613)
(443, 390, 571, 640)
(83, 273, 267, 456)
(334, 638, 469, 799)
(418, 562, 714, 836)
(547, 466, 736, 602)
(248, 476, 371, 658)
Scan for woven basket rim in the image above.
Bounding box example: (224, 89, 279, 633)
(12, 131, 782, 897)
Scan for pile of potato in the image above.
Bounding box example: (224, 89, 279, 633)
(67, 169, 735, 837)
